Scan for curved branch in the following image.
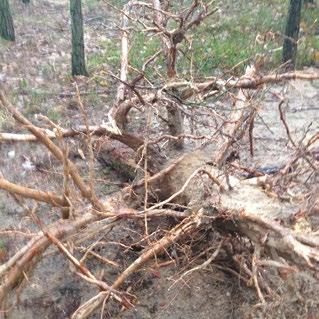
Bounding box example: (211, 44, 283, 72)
(0, 176, 67, 207)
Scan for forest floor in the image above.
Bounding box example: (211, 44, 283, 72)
(0, 0, 319, 318)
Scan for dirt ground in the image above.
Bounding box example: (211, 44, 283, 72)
(1, 1, 319, 319)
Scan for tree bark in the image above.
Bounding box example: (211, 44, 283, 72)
(0, 0, 15, 41)
(282, 0, 302, 68)
(153, 0, 184, 150)
(70, 0, 88, 76)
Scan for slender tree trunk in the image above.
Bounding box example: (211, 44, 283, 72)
(282, 0, 302, 68)
(70, 0, 88, 76)
(165, 48, 184, 150)
(0, 0, 15, 42)
(153, 0, 184, 150)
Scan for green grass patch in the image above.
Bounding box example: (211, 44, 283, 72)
(0, 240, 6, 252)
(297, 5, 319, 67)
(47, 107, 62, 122)
(24, 91, 48, 114)
(186, 1, 287, 75)
(88, 38, 121, 71)
(200, 0, 319, 72)
(87, 0, 319, 81)
(85, 0, 101, 12)
(16, 80, 54, 116)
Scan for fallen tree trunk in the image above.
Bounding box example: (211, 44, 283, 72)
(154, 151, 319, 267)
(1, 137, 318, 316)
(1, 69, 318, 318)
(68, 154, 319, 318)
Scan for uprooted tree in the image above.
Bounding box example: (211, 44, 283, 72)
(0, 1, 319, 318)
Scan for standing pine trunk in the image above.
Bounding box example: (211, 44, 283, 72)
(70, 0, 88, 76)
(0, 0, 15, 41)
(282, 0, 302, 68)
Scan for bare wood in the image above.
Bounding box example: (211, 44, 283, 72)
(232, 210, 319, 269)
(117, 2, 130, 103)
(181, 71, 319, 99)
(0, 125, 112, 142)
(214, 65, 257, 166)
(114, 93, 157, 130)
(94, 70, 319, 132)
(0, 91, 107, 212)
(0, 125, 150, 153)
(0, 175, 67, 207)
